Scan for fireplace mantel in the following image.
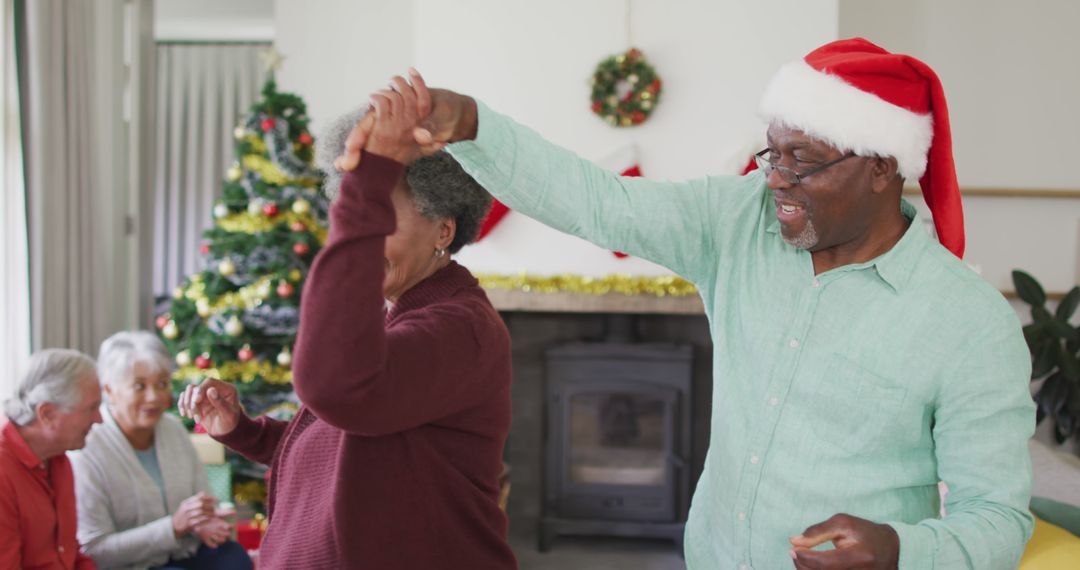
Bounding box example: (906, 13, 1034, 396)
(484, 288, 704, 315)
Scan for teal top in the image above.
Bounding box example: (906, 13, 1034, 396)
(134, 445, 167, 513)
(449, 101, 1036, 569)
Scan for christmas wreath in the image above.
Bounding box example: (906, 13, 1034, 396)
(589, 48, 662, 127)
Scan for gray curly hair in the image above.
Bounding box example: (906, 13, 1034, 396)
(316, 107, 492, 253)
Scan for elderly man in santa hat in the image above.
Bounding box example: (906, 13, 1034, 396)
(337, 38, 1034, 570)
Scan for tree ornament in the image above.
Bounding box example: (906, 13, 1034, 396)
(291, 198, 311, 215)
(283, 107, 295, 118)
(589, 47, 662, 128)
(289, 221, 306, 232)
(292, 242, 310, 256)
(233, 126, 247, 139)
(200, 242, 211, 255)
(155, 314, 171, 329)
(195, 353, 213, 369)
(247, 198, 265, 215)
(288, 269, 303, 282)
(162, 321, 179, 339)
(276, 348, 292, 367)
(237, 345, 255, 362)
(298, 132, 313, 145)
(256, 281, 272, 299)
(218, 259, 236, 277)
(213, 203, 230, 219)
(196, 299, 212, 318)
(262, 203, 280, 217)
(261, 117, 276, 132)
(276, 281, 295, 299)
(172, 286, 185, 300)
(175, 350, 192, 367)
(227, 165, 243, 181)
(225, 315, 245, 336)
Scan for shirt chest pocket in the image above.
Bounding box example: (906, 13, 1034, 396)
(809, 353, 909, 456)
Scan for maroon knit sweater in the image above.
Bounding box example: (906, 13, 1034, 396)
(216, 152, 516, 569)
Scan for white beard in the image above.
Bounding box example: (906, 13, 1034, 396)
(782, 219, 819, 250)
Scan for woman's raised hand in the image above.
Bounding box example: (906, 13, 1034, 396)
(177, 378, 243, 437)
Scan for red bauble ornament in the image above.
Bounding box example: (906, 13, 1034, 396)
(262, 203, 280, 217)
(631, 111, 646, 124)
(200, 242, 210, 255)
(261, 118, 275, 132)
(155, 314, 170, 329)
(290, 221, 306, 232)
(276, 281, 295, 299)
(195, 354, 212, 369)
(590, 101, 603, 113)
(649, 79, 662, 93)
(298, 132, 313, 145)
(292, 242, 310, 256)
(237, 346, 255, 362)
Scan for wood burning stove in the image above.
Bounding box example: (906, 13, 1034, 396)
(541, 339, 692, 552)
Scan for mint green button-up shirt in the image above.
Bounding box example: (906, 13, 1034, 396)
(449, 102, 1035, 569)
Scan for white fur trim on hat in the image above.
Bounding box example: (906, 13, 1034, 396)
(758, 60, 933, 181)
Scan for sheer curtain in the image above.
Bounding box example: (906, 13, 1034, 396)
(0, 0, 29, 397)
(153, 43, 268, 298)
(18, 0, 155, 355)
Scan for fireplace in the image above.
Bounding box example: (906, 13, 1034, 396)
(540, 337, 692, 551)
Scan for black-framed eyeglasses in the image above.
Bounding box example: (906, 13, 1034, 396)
(754, 148, 856, 185)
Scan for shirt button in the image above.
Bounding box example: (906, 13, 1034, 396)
(768, 396, 779, 406)
(738, 512, 746, 521)
(812, 278, 821, 288)
(750, 455, 760, 465)
(789, 339, 799, 348)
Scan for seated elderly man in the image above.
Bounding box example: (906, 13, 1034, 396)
(71, 331, 251, 570)
(0, 349, 102, 570)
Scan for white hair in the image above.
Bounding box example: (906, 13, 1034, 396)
(2, 349, 97, 426)
(97, 330, 175, 388)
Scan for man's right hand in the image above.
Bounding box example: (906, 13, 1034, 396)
(177, 378, 242, 437)
(171, 492, 216, 538)
(333, 68, 478, 173)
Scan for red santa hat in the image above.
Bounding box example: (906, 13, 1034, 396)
(758, 37, 964, 258)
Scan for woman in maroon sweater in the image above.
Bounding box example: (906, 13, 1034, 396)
(178, 83, 515, 569)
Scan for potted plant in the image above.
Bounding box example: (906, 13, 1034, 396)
(1012, 270, 1080, 444)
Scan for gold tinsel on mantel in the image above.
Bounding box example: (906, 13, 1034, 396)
(474, 273, 698, 298)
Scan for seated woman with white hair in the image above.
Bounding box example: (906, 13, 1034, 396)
(69, 331, 252, 570)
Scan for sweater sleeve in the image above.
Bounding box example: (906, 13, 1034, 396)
(292, 152, 504, 435)
(70, 452, 180, 568)
(213, 413, 290, 466)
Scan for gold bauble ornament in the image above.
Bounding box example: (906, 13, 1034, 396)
(225, 315, 244, 336)
(620, 117, 633, 127)
(218, 259, 236, 277)
(196, 299, 212, 318)
(615, 54, 626, 64)
(213, 203, 229, 219)
(256, 281, 272, 299)
(233, 126, 246, 139)
(276, 348, 292, 367)
(606, 95, 618, 106)
(627, 73, 639, 84)
(291, 198, 311, 215)
(162, 321, 179, 339)
(288, 269, 303, 282)
(226, 165, 242, 182)
(175, 350, 192, 367)
(640, 91, 651, 100)
(172, 286, 185, 300)
(641, 100, 653, 110)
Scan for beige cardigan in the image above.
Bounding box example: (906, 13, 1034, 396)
(69, 408, 207, 569)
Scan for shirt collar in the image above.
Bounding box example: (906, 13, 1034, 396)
(1, 415, 46, 470)
(764, 192, 928, 293)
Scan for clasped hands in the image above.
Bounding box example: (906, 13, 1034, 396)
(333, 69, 475, 172)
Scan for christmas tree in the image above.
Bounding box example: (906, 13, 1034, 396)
(157, 67, 328, 509)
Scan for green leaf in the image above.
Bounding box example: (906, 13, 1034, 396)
(1024, 322, 1049, 345)
(1056, 286, 1080, 322)
(1033, 306, 1053, 324)
(1060, 344, 1080, 382)
(1032, 340, 1058, 379)
(1049, 317, 1080, 342)
(1012, 270, 1047, 307)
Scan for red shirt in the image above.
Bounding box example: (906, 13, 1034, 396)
(216, 152, 517, 569)
(0, 416, 95, 570)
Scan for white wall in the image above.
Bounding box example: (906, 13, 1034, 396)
(839, 0, 1080, 295)
(155, 0, 275, 41)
